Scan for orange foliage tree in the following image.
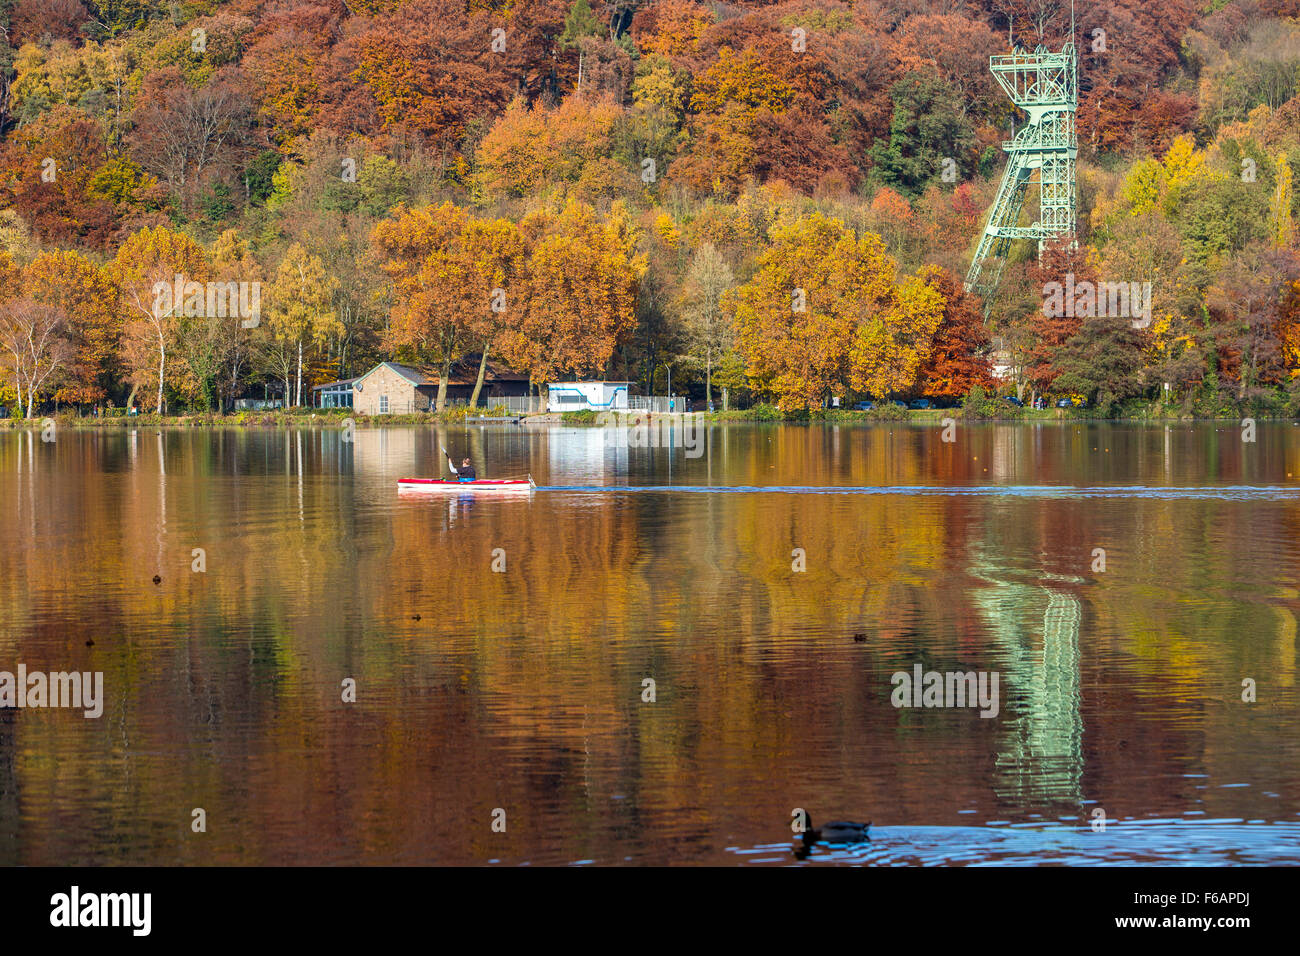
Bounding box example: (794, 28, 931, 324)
(23, 250, 120, 406)
(108, 226, 211, 414)
(499, 200, 643, 405)
(473, 94, 631, 202)
(373, 202, 525, 410)
(347, 0, 522, 148)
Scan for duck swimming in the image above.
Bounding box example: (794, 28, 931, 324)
(799, 814, 871, 846)
(815, 818, 871, 841)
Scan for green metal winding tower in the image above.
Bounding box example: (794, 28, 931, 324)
(965, 42, 1078, 301)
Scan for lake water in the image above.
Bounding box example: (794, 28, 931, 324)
(2, 421, 1299, 865)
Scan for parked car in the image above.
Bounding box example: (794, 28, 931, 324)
(891, 400, 908, 409)
(1004, 396, 1024, 407)
(853, 401, 874, 411)
(1055, 397, 1073, 408)
(1033, 397, 1047, 409)
(909, 398, 932, 409)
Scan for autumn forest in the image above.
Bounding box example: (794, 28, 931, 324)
(1, 0, 1299, 416)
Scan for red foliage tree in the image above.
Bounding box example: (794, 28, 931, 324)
(915, 266, 994, 399)
(128, 67, 259, 215)
(1026, 239, 1096, 391)
(0, 106, 116, 250)
(245, 0, 351, 146)
(1074, 0, 1197, 152)
(9, 0, 87, 45)
(342, 0, 541, 149)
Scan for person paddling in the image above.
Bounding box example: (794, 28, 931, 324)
(447, 455, 476, 482)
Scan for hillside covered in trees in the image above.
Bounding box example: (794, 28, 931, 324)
(1, 0, 1299, 416)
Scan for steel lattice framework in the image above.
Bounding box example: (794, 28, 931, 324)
(965, 42, 1078, 301)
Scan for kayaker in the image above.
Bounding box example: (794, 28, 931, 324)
(448, 456, 477, 481)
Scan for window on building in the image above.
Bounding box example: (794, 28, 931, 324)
(379, 394, 389, 414)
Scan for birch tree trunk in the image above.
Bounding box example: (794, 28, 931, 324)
(156, 327, 166, 414)
(436, 354, 451, 411)
(706, 345, 712, 407)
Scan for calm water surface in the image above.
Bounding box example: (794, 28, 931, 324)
(2, 422, 1299, 865)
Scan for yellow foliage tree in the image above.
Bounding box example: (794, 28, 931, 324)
(264, 243, 341, 407)
(1120, 157, 1163, 216)
(1271, 153, 1295, 249)
(637, 0, 714, 59)
(727, 213, 944, 410)
(849, 272, 946, 399)
(673, 47, 796, 197)
(1120, 134, 1220, 220)
(1276, 280, 1300, 371)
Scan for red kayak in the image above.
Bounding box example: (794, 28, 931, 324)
(398, 476, 535, 493)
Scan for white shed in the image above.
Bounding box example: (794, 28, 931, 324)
(547, 381, 631, 412)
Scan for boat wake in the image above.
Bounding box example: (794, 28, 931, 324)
(726, 820, 1300, 866)
(541, 484, 1300, 500)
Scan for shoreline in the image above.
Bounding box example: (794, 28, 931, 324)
(1, 408, 1293, 429)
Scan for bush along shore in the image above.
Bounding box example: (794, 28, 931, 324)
(566, 384, 1300, 422)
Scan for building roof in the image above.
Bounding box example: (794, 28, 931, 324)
(312, 378, 358, 391)
(354, 356, 529, 389)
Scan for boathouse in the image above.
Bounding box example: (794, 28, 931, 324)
(348, 357, 529, 415)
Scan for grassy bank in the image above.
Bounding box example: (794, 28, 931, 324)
(0, 405, 517, 429)
(556, 401, 1296, 423)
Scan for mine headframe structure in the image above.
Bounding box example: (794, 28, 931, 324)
(965, 42, 1078, 303)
